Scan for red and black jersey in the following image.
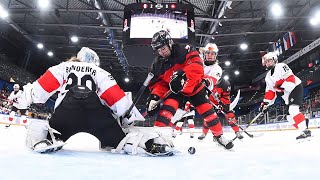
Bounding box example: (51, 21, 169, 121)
(209, 79, 231, 110)
(149, 43, 204, 97)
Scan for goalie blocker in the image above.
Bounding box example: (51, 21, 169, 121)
(26, 85, 174, 156)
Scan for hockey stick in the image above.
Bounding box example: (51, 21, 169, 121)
(123, 72, 154, 119)
(204, 86, 256, 138)
(143, 90, 172, 117)
(230, 112, 265, 142)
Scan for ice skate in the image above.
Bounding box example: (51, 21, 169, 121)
(190, 132, 194, 138)
(33, 139, 66, 153)
(213, 135, 234, 150)
(198, 133, 207, 140)
(145, 143, 174, 156)
(296, 129, 312, 140)
(235, 131, 244, 140)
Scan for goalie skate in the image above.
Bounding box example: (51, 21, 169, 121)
(145, 143, 175, 157)
(33, 140, 66, 153)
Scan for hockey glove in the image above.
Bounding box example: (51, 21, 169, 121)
(259, 102, 269, 113)
(169, 70, 187, 94)
(146, 94, 161, 116)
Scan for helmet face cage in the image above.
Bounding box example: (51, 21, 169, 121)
(77, 47, 100, 66)
(151, 30, 173, 51)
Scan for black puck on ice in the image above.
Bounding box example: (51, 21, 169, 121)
(188, 147, 196, 154)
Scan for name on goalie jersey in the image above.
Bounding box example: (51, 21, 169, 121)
(66, 65, 96, 76)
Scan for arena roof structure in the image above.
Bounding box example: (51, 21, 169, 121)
(0, 0, 319, 89)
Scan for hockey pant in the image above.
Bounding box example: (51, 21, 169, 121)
(26, 86, 126, 149)
(154, 87, 223, 136)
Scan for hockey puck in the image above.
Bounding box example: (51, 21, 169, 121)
(188, 147, 196, 154)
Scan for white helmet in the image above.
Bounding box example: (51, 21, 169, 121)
(262, 51, 278, 67)
(13, 84, 20, 90)
(204, 43, 219, 54)
(203, 43, 219, 65)
(77, 47, 100, 66)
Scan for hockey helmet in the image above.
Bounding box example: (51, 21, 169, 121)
(151, 30, 173, 51)
(77, 47, 100, 66)
(13, 84, 20, 90)
(204, 43, 219, 54)
(262, 52, 278, 67)
(203, 43, 219, 65)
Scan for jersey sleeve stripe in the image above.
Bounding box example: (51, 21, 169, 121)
(100, 84, 125, 107)
(37, 70, 61, 93)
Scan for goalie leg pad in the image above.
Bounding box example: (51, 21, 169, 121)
(115, 127, 174, 155)
(26, 120, 49, 149)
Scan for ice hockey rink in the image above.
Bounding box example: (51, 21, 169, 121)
(0, 124, 319, 180)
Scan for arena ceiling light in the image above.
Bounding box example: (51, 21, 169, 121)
(0, 6, 9, 19)
(234, 70, 240, 75)
(47, 51, 53, 57)
(124, 77, 130, 83)
(223, 75, 229, 80)
(38, 0, 50, 9)
(240, 43, 248, 50)
(225, 61, 231, 66)
(37, 43, 44, 49)
(270, 2, 283, 18)
(310, 11, 320, 26)
(70, 36, 79, 43)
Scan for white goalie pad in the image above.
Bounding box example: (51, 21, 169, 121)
(114, 126, 173, 155)
(112, 92, 145, 124)
(25, 120, 49, 149)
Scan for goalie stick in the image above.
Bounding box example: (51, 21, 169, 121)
(123, 72, 154, 119)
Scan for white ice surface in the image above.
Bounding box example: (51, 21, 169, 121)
(0, 125, 319, 180)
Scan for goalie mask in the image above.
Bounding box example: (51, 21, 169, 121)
(77, 47, 100, 66)
(262, 52, 278, 69)
(203, 43, 219, 66)
(151, 30, 173, 58)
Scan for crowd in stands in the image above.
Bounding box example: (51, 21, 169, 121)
(0, 54, 37, 84)
(0, 87, 52, 119)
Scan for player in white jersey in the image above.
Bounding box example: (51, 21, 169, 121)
(171, 101, 195, 138)
(8, 84, 28, 124)
(260, 52, 311, 140)
(201, 43, 222, 90)
(22, 47, 174, 156)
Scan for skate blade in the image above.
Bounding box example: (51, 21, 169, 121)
(33, 143, 66, 153)
(296, 135, 313, 143)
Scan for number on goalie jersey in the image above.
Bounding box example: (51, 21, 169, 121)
(34, 59, 128, 115)
(24, 47, 145, 154)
